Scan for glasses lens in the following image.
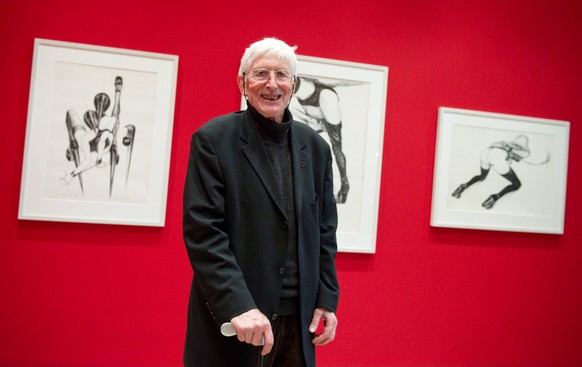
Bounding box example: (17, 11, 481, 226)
(275, 70, 291, 82)
(252, 69, 271, 80)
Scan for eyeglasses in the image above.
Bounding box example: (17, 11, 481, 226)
(247, 68, 294, 83)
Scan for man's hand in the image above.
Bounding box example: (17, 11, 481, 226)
(309, 307, 338, 345)
(230, 309, 274, 355)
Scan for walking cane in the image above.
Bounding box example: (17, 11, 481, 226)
(221, 322, 265, 367)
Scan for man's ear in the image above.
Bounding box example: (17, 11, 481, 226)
(292, 75, 301, 96)
(237, 74, 246, 96)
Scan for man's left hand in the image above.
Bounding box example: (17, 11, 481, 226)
(309, 307, 337, 345)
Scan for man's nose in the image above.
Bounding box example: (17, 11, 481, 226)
(265, 73, 278, 86)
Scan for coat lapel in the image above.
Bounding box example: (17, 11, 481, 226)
(240, 112, 287, 218)
(291, 126, 309, 219)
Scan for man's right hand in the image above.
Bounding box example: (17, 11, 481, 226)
(230, 308, 274, 355)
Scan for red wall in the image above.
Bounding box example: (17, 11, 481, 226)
(1, 1, 581, 366)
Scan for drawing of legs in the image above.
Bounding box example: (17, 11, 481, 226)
(326, 122, 349, 203)
(452, 145, 522, 209)
(61, 109, 97, 188)
(481, 169, 521, 209)
(451, 166, 490, 198)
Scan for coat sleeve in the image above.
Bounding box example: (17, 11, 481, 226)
(316, 151, 340, 313)
(183, 129, 256, 325)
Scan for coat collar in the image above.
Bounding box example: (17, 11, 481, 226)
(239, 109, 310, 219)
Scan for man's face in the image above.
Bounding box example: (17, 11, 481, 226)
(238, 56, 295, 123)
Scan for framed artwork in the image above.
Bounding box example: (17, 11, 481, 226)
(242, 55, 388, 252)
(18, 39, 179, 226)
(431, 107, 570, 234)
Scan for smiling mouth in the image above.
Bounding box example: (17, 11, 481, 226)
(261, 95, 280, 101)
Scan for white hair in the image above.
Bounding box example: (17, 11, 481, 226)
(238, 37, 298, 76)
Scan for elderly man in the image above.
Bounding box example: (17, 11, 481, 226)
(183, 37, 340, 367)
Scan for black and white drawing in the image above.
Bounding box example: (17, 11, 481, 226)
(19, 39, 178, 226)
(287, 55, 388, 253)
(60, 76, 136, 198)
(431, 107, 570, 234)
(45, 62, 156, 204)
(451, 134, 550, 209)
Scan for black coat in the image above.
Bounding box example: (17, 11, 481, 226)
(183, 109, 339, 367)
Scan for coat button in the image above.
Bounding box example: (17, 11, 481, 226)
(272, 314, 278, 321)
(282, 221, 288, 229)
(279, 267, 285, 275)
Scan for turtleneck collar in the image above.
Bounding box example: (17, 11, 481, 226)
(246, 101, 293, 143)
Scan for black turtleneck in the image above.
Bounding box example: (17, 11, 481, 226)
(247, 103, 293, 140)
(247, 103, 299, 315)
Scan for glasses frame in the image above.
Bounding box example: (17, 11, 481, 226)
(245, 68, 295, 83)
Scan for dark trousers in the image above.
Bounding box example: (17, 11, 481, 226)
(259, 314, 307, 367)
